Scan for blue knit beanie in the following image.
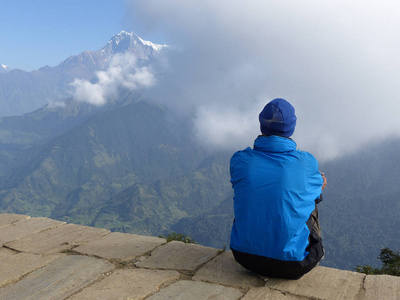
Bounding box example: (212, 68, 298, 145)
(259, 98, 297, 137)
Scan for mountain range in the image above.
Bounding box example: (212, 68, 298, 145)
(0, 31, 399, 271)
(0, 31, 165, 117)
(0, 94, 232, 242)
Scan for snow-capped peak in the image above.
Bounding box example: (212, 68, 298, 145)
(118, 30, 133, 36)
(108, 31, 134, 44)
(139, 37, 168, 52)
(106, 30, 167, 53)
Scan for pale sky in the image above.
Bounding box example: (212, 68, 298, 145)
(0, 0, 165, 71)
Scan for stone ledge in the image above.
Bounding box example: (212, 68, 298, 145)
(73, 232, 166, 261)
(135, 240, 220, 271)
(0, 213, 399, 300)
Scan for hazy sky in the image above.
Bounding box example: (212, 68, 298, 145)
(124, 0, 400, 160)
(0, 0, 163, 71)
(3, 1, 400, 161)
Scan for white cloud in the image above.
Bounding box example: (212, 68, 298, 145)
(46, 99, 66, 110)
(127, 0, 400, 160)
(70, 52, 155, 106)
(194, 101, 263, 150)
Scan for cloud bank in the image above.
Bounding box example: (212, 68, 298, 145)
(124, 0, 400, 160)
(70, 52, 154, 106)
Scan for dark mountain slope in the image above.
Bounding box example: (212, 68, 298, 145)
(0, 100, 207, 221)
(172, 195, 234, 249)
(92, 152, 232, 236)
(319, 139, 400, 270)
(0, 95, 136, 186)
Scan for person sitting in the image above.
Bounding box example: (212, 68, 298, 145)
(230, 98, 327, 279)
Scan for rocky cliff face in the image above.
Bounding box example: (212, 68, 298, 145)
(0, 213, 398, 299)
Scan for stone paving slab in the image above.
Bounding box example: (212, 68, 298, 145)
(242, 287, 310, 299)
(146, 280, 244, 300)
(0, 214, 399, 300)
(265, 266, 366, 300)
(0, 217, 65, 244)
(0, 252, 61, 288)
(70, 268, 180, 299)
(364, 274, 400, 300)
(73, 232, 166, 261)
(193, 251, 265, 287)
(0, 213, 30, 228)
(0, 255, 115, 300)
(0, 246, 15, 259)
(135, 241, 220, 271)
(4, 223, 110, 254)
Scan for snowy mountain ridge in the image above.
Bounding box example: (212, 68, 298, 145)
(101, 30, 167, 59)
(0, 30, 165, 117)
(107, 30, 167, 52)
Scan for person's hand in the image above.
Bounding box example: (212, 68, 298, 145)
(321, 172, 327, 190)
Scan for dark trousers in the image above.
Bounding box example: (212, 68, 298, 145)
(309, 205, 321, 237)
(232, 205, 324, 280)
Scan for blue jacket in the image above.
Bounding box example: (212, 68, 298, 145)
(230, 135, 323, 262)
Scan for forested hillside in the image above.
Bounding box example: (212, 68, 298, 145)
(0, 95, 230, 235)
(319, 140, 400, 269)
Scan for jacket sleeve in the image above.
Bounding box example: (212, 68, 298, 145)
(303, 152, 324, 202)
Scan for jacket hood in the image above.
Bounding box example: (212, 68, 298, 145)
(253, 135, 297, 153)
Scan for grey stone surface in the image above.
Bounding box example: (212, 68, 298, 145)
(242, 287, 309, 299)
(0, 252, 61, 288)
(265, 266, 366, 300)
(364, 274, 400, 300)
(193, 251, 265, 287)
(0, 213, 29, 228)
(0, 255, 115, 300)
(0, 246, 15, 258)
(0, 217, 65, 244)
(70, 268, 180, 300)
(136, 241, 220, 271)
(73, 232, 166, 261)
(0, 214, 399, 300)
(147, 280, 244, 300)
(5, 223, 110, 254)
